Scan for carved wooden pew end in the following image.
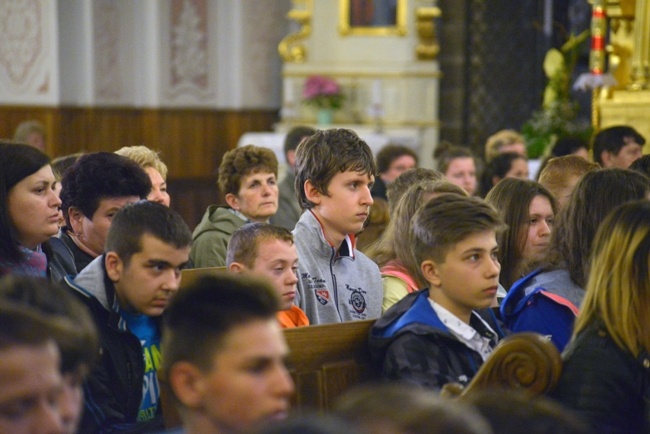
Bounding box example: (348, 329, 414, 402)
(441, 332, 562, 400)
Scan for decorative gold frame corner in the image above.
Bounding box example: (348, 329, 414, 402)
(278, 1, 313, 63)
(415, 6, 441, 60)
(339, 0, 408, 37)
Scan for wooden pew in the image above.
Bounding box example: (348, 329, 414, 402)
(160, 319, 378, 428)
(441, 332, 563, 399)
(160, 314, 561, 428)
(283, 319, 379, 412)
(180, 266, 228, 289)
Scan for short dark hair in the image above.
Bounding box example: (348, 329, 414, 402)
(485, 178, 557, 289)
(0, 142, 51, 263)
(105, 201, 192, 265)
(284, 126, 316, 157)
(593, 125, 645, 165)
(551, 136, 589, 157)
(294, 129, 376, 210)
(161, 273, 279, 377)
(376, 144, 418, 174)
(386, 168, 444, 213)
(478, 152, 527, 197)
(218, 145, 278, 196)
(630, 154, 650, 178)
(0, 275, 98, 373)
(60, 152, 152, 228)
(226, 223, 294, 269)
(411, 194, 505, 266)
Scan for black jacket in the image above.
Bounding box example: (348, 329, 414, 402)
(551, 321, 650, 434)
(64, 257, 164, 434)
(44, 237, 76, 283)
(369, 289, 507, 389)
(60, 229, 95, 273)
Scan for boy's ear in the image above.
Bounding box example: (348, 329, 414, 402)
(421, 259, 442, 288)
(228, 262, 246, 274)
(68, 207, 84, 235)
(304, 180, 322, 205)
(225, 193, 239, 211)
(105, 252, 124, 283)
(168, 362, 206, 409)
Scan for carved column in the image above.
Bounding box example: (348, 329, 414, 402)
(630, 0, 650, 89)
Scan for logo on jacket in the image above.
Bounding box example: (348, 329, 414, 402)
(348, 285, 367, 314)
(315, 289, 330, 305)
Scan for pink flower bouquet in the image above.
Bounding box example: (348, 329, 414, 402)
(302, 75, 344, 110)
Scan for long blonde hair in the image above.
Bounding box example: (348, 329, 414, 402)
(575, 200, 650, 356)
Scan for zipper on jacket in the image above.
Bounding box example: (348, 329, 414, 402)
(330, 248, 342, 321)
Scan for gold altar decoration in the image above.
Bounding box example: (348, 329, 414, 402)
(415, 6, 441, 60)
(278, 0, 312, 63)
(599, 0, 650, 152)
(629, 0, 650, 89)
(339, 0, 407, 36)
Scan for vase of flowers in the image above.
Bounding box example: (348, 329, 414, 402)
(303, 75, 344, 125)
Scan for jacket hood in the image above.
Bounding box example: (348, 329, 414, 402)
(369, 290, 449, 362)
(370, 289, 506, 365)
(66, 255, 112, 311)
(502, 268, 584, 319)
(192, 205, 245, 240)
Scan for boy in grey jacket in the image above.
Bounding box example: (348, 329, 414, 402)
(292, 128, 383, 324)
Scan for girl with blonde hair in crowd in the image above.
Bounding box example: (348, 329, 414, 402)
(551, 200, 650, 433)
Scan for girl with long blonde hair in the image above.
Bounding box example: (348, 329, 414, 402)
(552, 200, 650, 433)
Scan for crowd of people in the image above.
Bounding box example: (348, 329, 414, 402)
(1, 120, 649, 434)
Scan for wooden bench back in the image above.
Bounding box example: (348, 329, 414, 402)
(180, 266, 227, 289)
(283, 319, 379, 412)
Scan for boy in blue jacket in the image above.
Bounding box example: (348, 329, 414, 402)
(369, 194, 507, 389)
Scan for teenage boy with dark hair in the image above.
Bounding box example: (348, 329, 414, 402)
(593, 125, 645, 168)
(369, 194, 507, 389)
(293, 128, 383, 324)
(271, 125, 316, 230)
(64, 201, 192, 433)
(227, 223, 309, 328)
(160, 273, 295, 434)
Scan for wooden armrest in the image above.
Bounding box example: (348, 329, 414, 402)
(441, 332, 562, 399)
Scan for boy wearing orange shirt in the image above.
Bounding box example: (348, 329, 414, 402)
(227, 223, 309, 328)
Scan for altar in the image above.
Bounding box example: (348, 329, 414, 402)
(271, 0, 442, 169)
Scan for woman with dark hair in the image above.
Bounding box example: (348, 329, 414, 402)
(434, 142, 478, 196)
(500, 169, 650, 351)
(485, 178, 557, 291)
(478, 152, 529, 197)
(0, 142, 74, 281)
